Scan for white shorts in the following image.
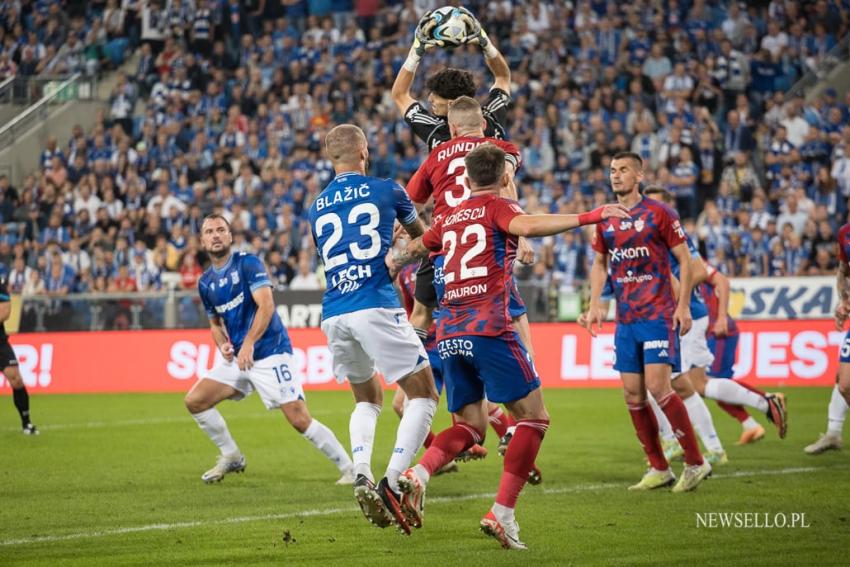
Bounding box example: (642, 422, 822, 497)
(205, 352, 304, 410)
(321, 307, 429, 385)
(676, 316, 714, 376)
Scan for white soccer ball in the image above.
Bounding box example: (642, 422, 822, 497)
(430, 6, 469, 47)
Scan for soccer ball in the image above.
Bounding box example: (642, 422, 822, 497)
(429, 6, 469, 47)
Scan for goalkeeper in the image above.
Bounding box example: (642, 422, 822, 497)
(390, 8, 532, 365)
(391, 7, 512, 152)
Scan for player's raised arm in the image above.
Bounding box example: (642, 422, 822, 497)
(463, 143, 628, 237)
(392, 13, 440, 115)
(506, 204, 630, 238)
(460, 9, 510, 93)
(670, 242, 693, 336)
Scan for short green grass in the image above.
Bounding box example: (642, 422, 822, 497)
(0, 387, 847, 566)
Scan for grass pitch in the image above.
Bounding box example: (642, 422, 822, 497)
(1, 387, 847, 566)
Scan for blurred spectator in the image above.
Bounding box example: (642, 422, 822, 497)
(22, 269, 46, 296)
(178, 252, 202, 289)
(289, 252, 322, 290)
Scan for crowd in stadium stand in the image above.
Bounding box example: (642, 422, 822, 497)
(1, 0, 849, 305)
(0, 1, 137, 78)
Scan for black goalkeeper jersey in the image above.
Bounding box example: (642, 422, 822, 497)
(403, 88, 511, 150)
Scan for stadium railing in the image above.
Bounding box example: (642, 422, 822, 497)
(13, 275, 838, 334)
(17, 289, 206, 332)
(786, 33, 850, 100)
(10, 283, 569, 333)
(0, 74, 99, 151)
(0, 76, 16, 104)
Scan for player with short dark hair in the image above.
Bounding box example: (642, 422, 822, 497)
(641, 185, 729, 464)
(388, 143, 628, 549)
(184, 214, 353, 485)
(584, 152, 712, 493)
(0, 278, 38, 435)
(392, 10, 510, 151)
(424, 69, 477, 102)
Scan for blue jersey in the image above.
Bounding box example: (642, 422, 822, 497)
(198, 252, 292, 360)
(309, 172, 418, 319)
(669, 235, 708, 320)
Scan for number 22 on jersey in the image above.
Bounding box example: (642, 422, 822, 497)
(442, 223, 487, 283)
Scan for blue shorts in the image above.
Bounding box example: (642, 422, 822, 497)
(707, 333, 738, 378)
(438, 332, 540, 414)
(427, 348, 444, 394)
(509, 278, 527, 318)
(614, 319, 680, 374)
(841, 329, 850, 364)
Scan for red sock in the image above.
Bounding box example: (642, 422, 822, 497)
(717, 401, 750, 424)
(418, 422, 484, 476)
(627, 400, 667, 471)
(506, 414, 517, 427)
(657, 392, 704, 466)
(496, 419, 548, 509)
(488, 406, 509, 438)
(423, 431, 435, 448)
(738, 381, 767, 397)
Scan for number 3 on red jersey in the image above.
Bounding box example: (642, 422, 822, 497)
(444, 157, 471, 208)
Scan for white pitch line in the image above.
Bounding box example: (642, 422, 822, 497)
(1, 464, 844, 548)
(0, 506, 358, 547)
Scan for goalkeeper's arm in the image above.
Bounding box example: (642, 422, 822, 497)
(485, 51, 510, 94)
(460, 10, 510, 93)
(392, 13, 438, 115)
(391, 57, 417, 115)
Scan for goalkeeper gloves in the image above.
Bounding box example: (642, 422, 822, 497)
(458, 8, 498, 58)
(404, 11, 442, 71)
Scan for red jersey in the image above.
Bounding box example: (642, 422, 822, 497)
(699, 265, 739, 337)
(406, 136, 521, 224)
(592, 197, 686, 324)
(839, 223, 850, 267)
(422, 194, 524, 339)
(398, 263, 417, 315)
(397, 263, 436, 350)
